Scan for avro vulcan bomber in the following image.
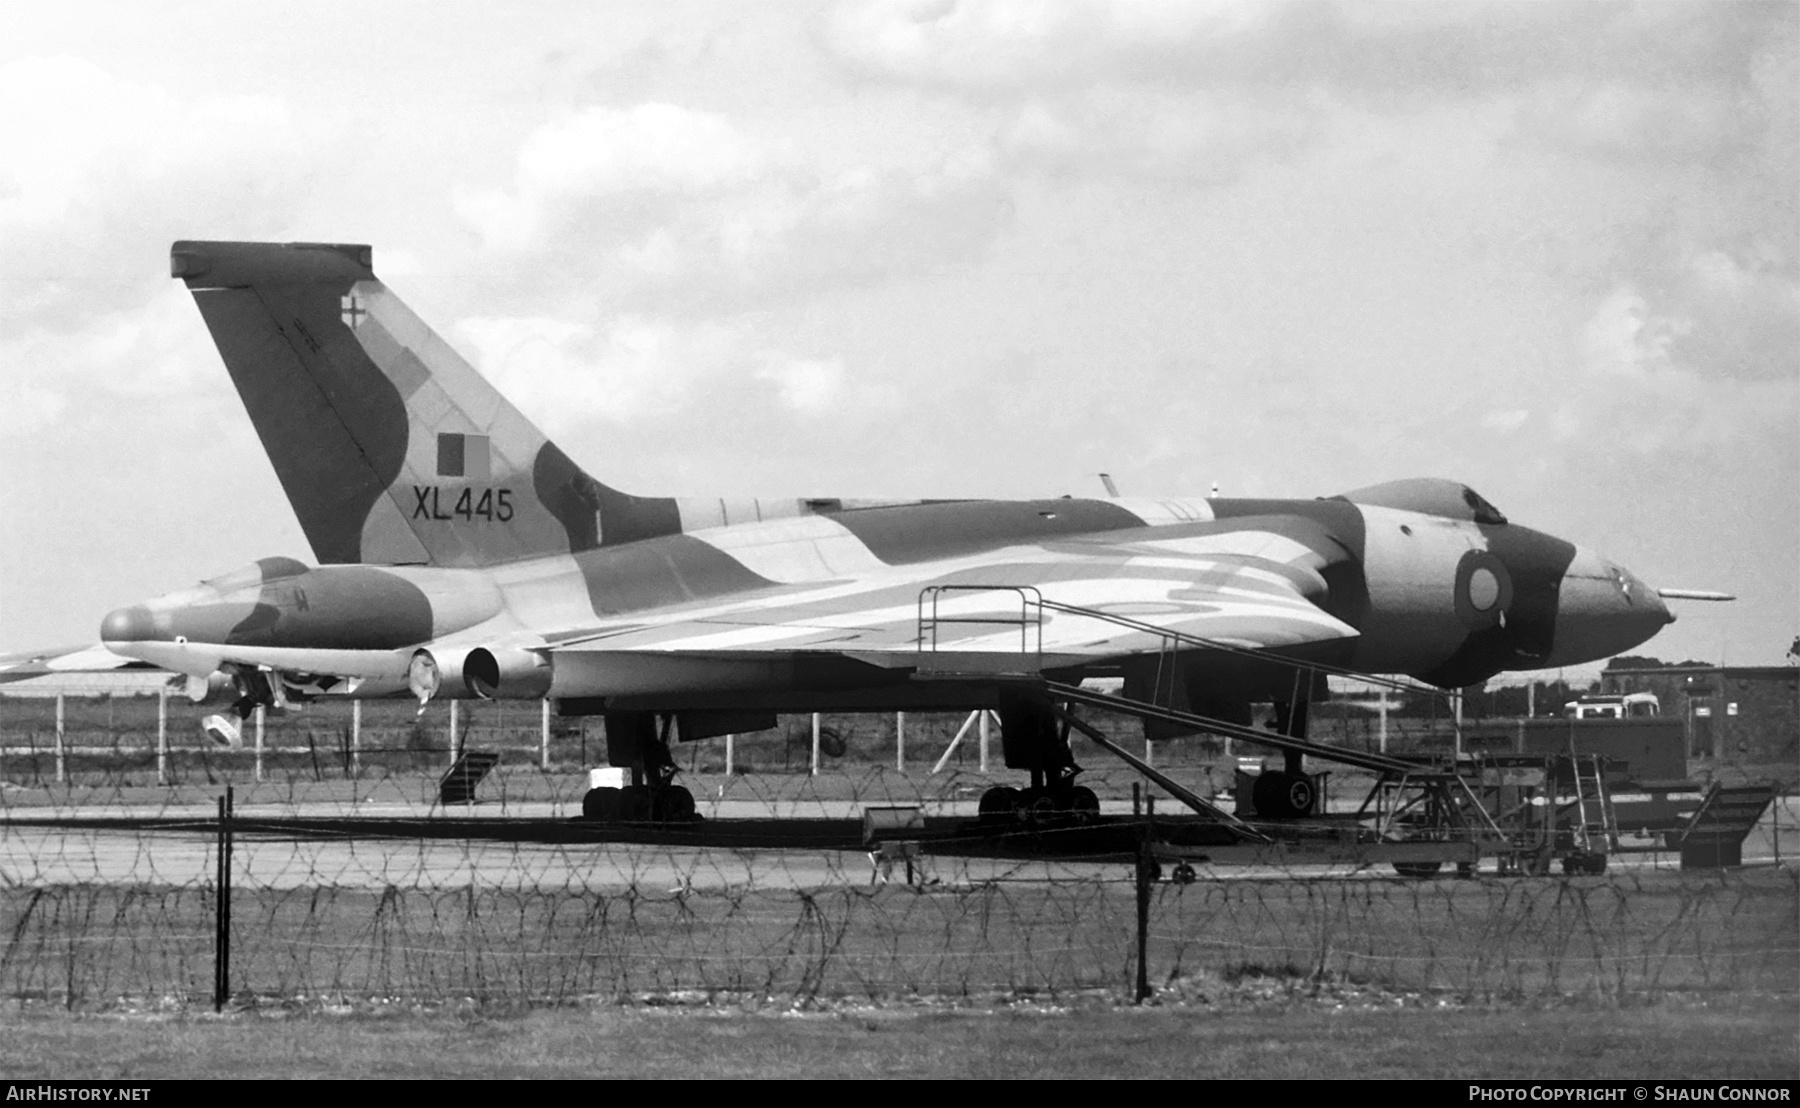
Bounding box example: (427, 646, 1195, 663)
(75, 241, 1714, 820)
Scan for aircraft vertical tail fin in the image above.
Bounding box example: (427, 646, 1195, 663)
(171, 240, 679, 567)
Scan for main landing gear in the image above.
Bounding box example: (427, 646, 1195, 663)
(1244, 692, 1321, 819)
(976, 691, 1101, 825)
(580, 712, 699, 823)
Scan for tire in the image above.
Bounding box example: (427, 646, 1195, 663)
(1063, 785, 1100, 815)
(1252, 771, 1317, 819)
(978, 786, 1020, 824)
(1393, 861, 1444, 878)
(659, 785, 697, 822)
(619, 785, 653, 821)
(581, 787, 621, 822)
(818, 726, 847, 758)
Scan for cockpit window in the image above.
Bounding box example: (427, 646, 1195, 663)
(1335, 478, 1510, 525)
(199, 556, 309, 594)
(1462, 487, 1508, 526)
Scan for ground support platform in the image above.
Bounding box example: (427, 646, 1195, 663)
(0, 812, 1492, 873)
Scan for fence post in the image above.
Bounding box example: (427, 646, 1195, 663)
(1135, 795, 1156, 1004)
(895, 711, 906, 772)
(810, 713, 822, 777)
(540, 698, 551, 770)
(156, 685, 169, 785)
(54, 692, 65, 785)
(1773, 791, 1782, 866)
(449, 699, 461, 767)
(351, 699, 362, 778)
(978, 709, 990, 774)
(1453, 688, 1464, 759)
(725, 733, 735, 777)
(253, 706, 265, 782)
(214, 785, 234, 1012)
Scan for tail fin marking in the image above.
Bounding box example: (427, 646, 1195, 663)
(174, 240, 682, 568)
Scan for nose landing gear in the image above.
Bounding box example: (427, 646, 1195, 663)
(194, 665, 288, 749)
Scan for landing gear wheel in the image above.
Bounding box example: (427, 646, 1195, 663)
(978, 786, 1021, 825)
(582, 787, 621, 821)
(1171, 862, 1198, 885)
(619, 785, 653, 821)
(1562, 853, 1608, 876)
(658, 785, 697, 822)
(1393, 862, 1444, 878)
(1064, 785, 1100, 817)
(1253, 771, 1317, 819)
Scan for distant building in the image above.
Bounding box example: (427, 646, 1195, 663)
(1599, 664, 1798, 764)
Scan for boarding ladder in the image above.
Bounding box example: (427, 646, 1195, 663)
(912, 587, 1517, 846)
(1566, 735, 1619, 857)
(913, 586, 1438, 777)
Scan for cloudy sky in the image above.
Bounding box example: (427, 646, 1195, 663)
(2, 1, 1795, 674)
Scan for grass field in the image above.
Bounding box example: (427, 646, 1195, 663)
(1, 994, 1793, 1079)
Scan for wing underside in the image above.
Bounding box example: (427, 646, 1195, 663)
(549, 532, 1359, 669)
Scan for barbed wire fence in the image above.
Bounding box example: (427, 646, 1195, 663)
(0, 698, 1793, 1010)
(0, 815, 1793, 1009)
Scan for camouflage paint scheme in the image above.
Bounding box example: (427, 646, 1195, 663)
(86, 242, 1674, 718)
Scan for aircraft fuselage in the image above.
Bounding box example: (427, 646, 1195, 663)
(101, 484, 1672, 713)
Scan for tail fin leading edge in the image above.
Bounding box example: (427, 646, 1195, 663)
(171, 240, 678, 568)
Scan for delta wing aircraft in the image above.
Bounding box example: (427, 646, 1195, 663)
(76, 241, 1712, 821)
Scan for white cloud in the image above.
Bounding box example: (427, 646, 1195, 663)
(755, 356, 844, 413)
(455, 104, 765, 249)
(1480, 409, 1530, 434)
(454, 312, 873, 444)
(828, 0, 1793, 183)
(1670, 250, 1800, 382)
(0, 381, 67, 436)
(0, 283, 233, 429)
(1560, 282, 1798, 454)
(453, 314, 747, 433)
(1002, 88, 1317, 183)
(458, 103, 1007, 310)
(1514, 82, 1756, 164)
(826, 0, 1298, 91)
(0, 56, 307, 331)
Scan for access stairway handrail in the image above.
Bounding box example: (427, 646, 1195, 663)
(1044, 679, 1418, 776)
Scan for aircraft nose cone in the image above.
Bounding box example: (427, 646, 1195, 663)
(100, 605, 159, 643)
(1544, 548, 1671, 667)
